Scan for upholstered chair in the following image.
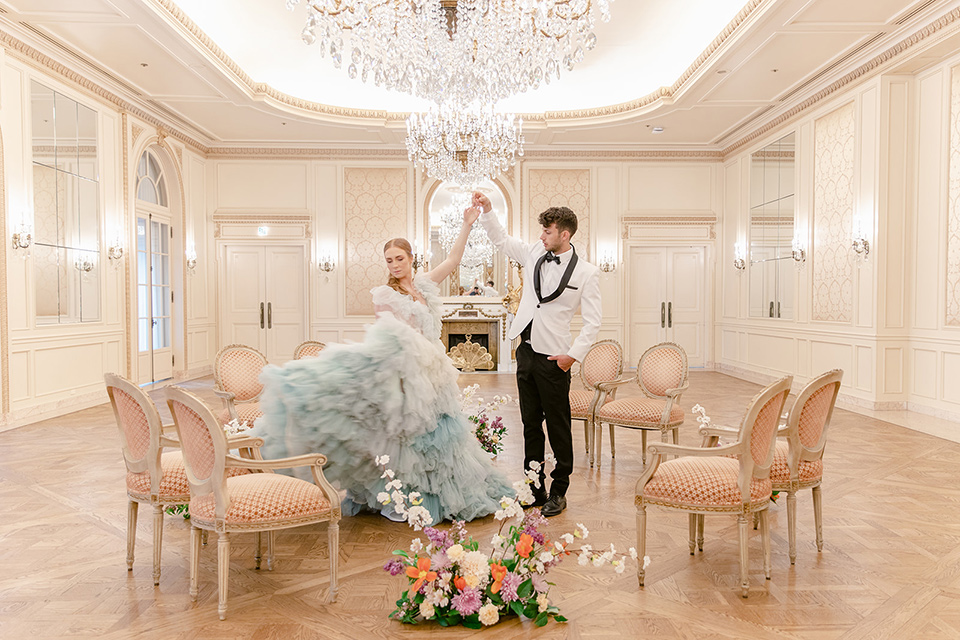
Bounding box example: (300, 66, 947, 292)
(635, 376, 792, 598)
(105, 373, 260, 585)
(770, 369, 843, 563)
(213, 344, 268, 426)
(569, 340, 624, 457)
(593, 342, 689, 468)
(294, 340, 327, 359)
(166, 385, 341, 621)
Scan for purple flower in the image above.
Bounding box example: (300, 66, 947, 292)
(522, 509, 547, 531)
(424, 526, 452, 550)
(499, 572, 523, 602)
(430, 551, 452, 572)
(451, 520, 468, 543)
(531, 573, 549, 593)
(383, 558, 405, 576)
(522, 525, 545, 545)
(452, 588, 481, 616)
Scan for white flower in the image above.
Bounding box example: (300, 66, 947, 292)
(554, 541, 565, 552)
(614, 560, 626, 574)
(513, 480, 534, 505)
(419, 601, 435, 619)
(692, 403, 703, 414)
(535, 561, 544, 573)
(465, 574, 480, 589)
(592, 556, 605, 568)
(406, 505, 433, 531)
(495, 501, 523, 522)
(629, 547, 638, 560)
(544, 453, 556, 466)
(578, 553, 589, 566)
(460, 551, 491, 580)
(561, 533, 574, 545)
(539, 551, 554, 564)
(643, 556, 652, 570)
(377, 492, 391, 504)
(446, 544, 465, 562)
(380, 469, 394, 480)
(490, 534, 504, 547)
(479, 603, 500, 626)
(410, 538, 423, 554)
(575, 523, 589, 539)
(536, 592, 550, 613)
(385, 479, 402, 491)
(528, 460, 542, 472)
(407, 491, 422, 505)
(375, 455, 390, 466)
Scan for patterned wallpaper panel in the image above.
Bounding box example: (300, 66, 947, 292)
(948, 67, 960, 326)
(344, 168, 408, 316)
(812, 102, 856, 323)
(528, 169, 591, 262)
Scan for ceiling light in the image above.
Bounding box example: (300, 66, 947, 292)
(652, 126, 664, 134)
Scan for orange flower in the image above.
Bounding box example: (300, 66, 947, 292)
(515, 533, 534, 558)
(405, 557, 437, 593)
(490, 563, 508, 594)
(453, 575, 467, 591)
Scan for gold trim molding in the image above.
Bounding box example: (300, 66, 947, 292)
(212, 214, 312, 239)
(622, 215, 718, 240)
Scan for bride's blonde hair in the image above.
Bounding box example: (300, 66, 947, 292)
(383, 238, 413, 294)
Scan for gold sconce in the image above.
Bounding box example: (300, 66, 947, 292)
(12, 221, 32, 251)
(598, 250, 617, 273)
(185, 246, 198, 273)
(733, 242, 747, 271)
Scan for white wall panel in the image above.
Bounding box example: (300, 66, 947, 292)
(856, 86, 878, 329)
(9, 352, 29, 401)
(942, 352, 960, 404)
(914, 71, 945, 330)
(747, 333, 796, 373)
(722, 329, 739, 361)
(34, 343, 105, 397)
(722, 162, 740, 319)
(855, 345, 873, 392)
(216, 162, 309, 211)
(626, 165, 713, 212)
(912, 348, 937, 398)
(883, 347, 903, 394)
(810, 340, 853, 375)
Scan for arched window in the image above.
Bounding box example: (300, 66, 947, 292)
(136, 149, 167, 207)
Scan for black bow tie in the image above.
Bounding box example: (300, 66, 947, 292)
(544, 252, 561, 264)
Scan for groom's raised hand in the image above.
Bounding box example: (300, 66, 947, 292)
(548, 354, 575, 372)
(472, 191, 492, 213)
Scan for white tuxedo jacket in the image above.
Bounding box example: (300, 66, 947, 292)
(481, 211, 602, 362)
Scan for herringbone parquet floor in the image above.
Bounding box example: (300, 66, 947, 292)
(1, 371, 959, 639)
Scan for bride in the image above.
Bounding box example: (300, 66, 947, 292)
(250, 205, 513, 523)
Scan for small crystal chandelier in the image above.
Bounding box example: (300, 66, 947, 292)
(438, 192, 495, 275)
(290, 0, 611, 105)
(407, 103, 523, 188)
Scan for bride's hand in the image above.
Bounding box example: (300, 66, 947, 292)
(463, 206, 481, 226)
(472, 191, 492, 213)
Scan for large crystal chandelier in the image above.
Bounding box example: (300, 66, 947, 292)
(290, 0, 612, 104)
(438, 192, 495, 283)
(407, 103, 524, 188)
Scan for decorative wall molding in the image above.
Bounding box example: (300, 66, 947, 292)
(205, 147, 410, 160)
(212, 214, 312, 239)
(621, 215, 717, 240)
(528, 169, 591, 261)
(0, 125, 8, 414)
(122, 112, 132, 379)
(947, 65, 960, 326)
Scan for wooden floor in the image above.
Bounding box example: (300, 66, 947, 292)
(2, 371, 959, 639)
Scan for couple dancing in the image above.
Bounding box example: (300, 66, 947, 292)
(251, 192, 601, 523)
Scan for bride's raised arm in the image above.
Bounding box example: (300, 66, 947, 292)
(427, 206, 482, 284)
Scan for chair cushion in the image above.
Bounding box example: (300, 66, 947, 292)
(127, 451, 250, 502)
(640, 456, 771, 509)
(597, 398, 684, 427)
(190, 473, 331, 526)
(569, 390, 602, 419)
(769, 440, 823, 487)
(217, 402, 263, 427)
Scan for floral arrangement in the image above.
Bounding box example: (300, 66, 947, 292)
(460, 384, 512, 456)
(379, 455, 648, 628)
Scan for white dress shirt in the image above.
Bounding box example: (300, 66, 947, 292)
(480, 210, 602, 362)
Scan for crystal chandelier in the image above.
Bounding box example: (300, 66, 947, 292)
(407, 103, 524, 188)
(290, 0, 612, 105)
(438, 192, 495, 278)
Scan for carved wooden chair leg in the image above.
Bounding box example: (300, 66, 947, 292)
(328, 522, 340, 602)
(688, 514, 697, 555)
(753, 510, 760, 530)
(594, 421, 603, 470)
(267, 531, 276, 570)
(126, 500, 138, 571)
(255, 532, 262, 570)
(759, 508, 771, 580)
(218, 532, 230, 621)
(152, 504, 164, 585)
(589, 420, 597, 468)
(696, 514, 704, 552)
(583, 420, 590, 455)
(786, 490, 798, 564)
(737, 513, 750, 598)
(812, 484, 824, 552)
(609, 423, 616, 459)
(636, 504, 647, 587)
(201, 530, 208, 546)
(640, 430, 647, 465)
(189, 526, 202, 601)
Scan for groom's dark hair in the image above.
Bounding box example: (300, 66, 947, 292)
(538, 206, 578, 238)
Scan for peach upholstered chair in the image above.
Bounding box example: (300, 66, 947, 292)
(771, 369, 842, 563)
(594, 342, 689, 467)
(635, 376, 792, 598)
(213, 344, 267, 425)
(569, 340, 624, 457)
(166, 385, 341, 621)
(294, 340, 327, 359)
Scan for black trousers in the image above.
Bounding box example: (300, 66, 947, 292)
(516, 340, 573, 497)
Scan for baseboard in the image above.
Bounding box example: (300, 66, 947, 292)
(0, 389, 109, 433)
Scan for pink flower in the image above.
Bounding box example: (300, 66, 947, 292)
(451, 588, 481, 616)
(499, 572, 523, 602)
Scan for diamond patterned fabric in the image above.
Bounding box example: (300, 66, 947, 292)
(597, 398, 684, 427)
(642, 457, 772, 507)
(126, 451, 190, 500)
(171, 401, 216, 481)
(750, 394, 784, 467)
(769, 440, 823, 485)
(569, 389, 595, 419)
(113, 388, 150, 461)
(218, 402, 263, 427)
(580, 342, 622, 389)
(190, 474, 331, 525)
(640, 346, 685, 397)
(294, 342, 326, 359)
(216, 348, 266, 402)
(798, 383, 836, 448)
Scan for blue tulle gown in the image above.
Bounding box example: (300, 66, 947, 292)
(249, 274, 513, 523)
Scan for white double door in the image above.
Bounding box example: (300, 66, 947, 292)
(220, 244, 307, 364)
(627, 246, 706, 367)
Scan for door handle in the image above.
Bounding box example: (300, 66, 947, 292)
(769, 301, 775, 318)
(260, 302, 264, 329)
(668, 302, 673, 328)
(267, 302, 272, 329)
(661, 302, 665, 328)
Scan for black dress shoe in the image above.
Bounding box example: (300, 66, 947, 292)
(541, 495, 567, 517)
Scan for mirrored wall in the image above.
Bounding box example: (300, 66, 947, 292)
(31, 81, 101, 325)
(428, 180, 509, 298)
(749, 132, 795, 319)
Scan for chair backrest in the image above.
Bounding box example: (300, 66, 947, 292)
(637, 342, 688, 399)
(166, 386, 230, 517)
(734, 376, 793, 502)
(214, 344, 268, 402)
(783, 369, 843, 463)
(104, 372, 164, 477)
(579, 340, 624, 390)
(294, 340, 327, 360)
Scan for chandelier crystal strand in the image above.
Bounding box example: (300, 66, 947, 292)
(290, 0, 611, 104)
(406, 103, 524, 188)
(437, 193, 495, 277)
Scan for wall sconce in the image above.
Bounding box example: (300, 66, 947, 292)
(185, 246, 198, 273)
(412, 242, 430, 273)
(12, 221, 32, 251)
(107, 236, 124, 261)
(791, 238, 806, 265)
(598, 250, 617, 273)
(74, 255, 95, 273)
(318, 251, 336, 273)
(733, 242, 747, 271)
(852, 237, 870, 262)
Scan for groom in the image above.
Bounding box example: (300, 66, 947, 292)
(474, 192, 602, 517)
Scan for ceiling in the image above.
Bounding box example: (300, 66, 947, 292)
(0, 0, 955, 152)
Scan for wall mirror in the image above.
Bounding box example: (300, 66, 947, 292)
(428, 180, 509, 298)
(749, 132, 795, 319)
(31, 80, 101, 324)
